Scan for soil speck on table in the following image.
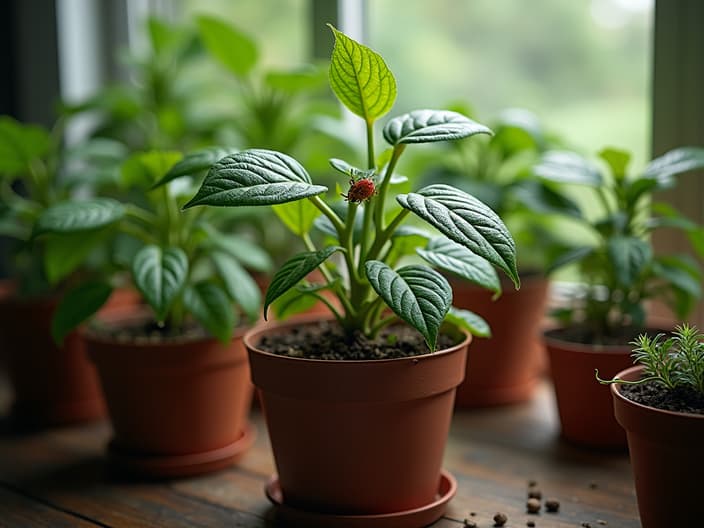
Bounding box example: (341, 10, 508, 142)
(527, 497, 541, 513)
(493, 512, 508, 526)
(545, 498, 560, 512)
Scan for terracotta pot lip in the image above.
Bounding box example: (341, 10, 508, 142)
(0, 279, 58, 306)
(244, 315, 471, 365)
(82, 307, 248, 348)
(611, 365, 704, 420)
(543, 326, 670, 355)
(449, 270, 546, 289)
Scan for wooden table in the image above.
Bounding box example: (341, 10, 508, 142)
(0, 379, 640, 527)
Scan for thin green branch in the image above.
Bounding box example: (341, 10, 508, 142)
(373, 144, 405, 230)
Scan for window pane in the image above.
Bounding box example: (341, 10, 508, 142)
(369, 0, 653, 165)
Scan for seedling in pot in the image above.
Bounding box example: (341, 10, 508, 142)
(183, 26, 520, 353)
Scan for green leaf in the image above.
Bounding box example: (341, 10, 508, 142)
(365, 261, 452, 351)
(184, 149, 327, 208)
(132, 245, 189, 321)
(607, 236, 652, 286)
(264, 247, 342, 319)
(121, 150, 183, 189)
(264, 65, 327, 93)
(271, 286, 320, 321)
(383, 110, 492, 146)
(417, 237, 500, 295)
(204, 229, 273, 272)
(397, 184, 519, 288)
(445, 307, 491, 338)
(183, 281, 236, 343)
(642, 147, 704, 183)
(197, 16, 258, 78)
(51, 281, 112, 344)
(546, 245, 594, 274)
(651, 255, 702, 318)
(329, 158, 376, 180)
(152, 146, 238, 189)
(599, 147, 631, 180)
(328, 25, 396, 122)
(212, 251, 261, 322)
(0, 116, 51, 175)
(44, 230, 109, 285)
(534, 151, 603, 186)
(34, 199, 125, 236)
(273, 199, 321, 236)
(511, 180, 582, 218)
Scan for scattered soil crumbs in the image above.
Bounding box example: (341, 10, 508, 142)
(259, 320, 461, 360)
(621, 381, 704, 415)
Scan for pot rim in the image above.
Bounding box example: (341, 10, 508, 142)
(611, 365, 704, 420)
(244, 313, 471, 365)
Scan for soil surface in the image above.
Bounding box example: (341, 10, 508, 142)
(88, 317, 223, 344)
(621, 381, 704, 415)
(547, 325, 668, 347)
(259, 320, 460, 360)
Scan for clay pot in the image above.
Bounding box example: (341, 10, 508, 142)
(245, 316, 469, 522)
(544, 329, 635, 448)
(452, 275, 549, 407)
(84, 311, 254, 478)
(0, 281, 105, 426)
(612, 366, 704, 527)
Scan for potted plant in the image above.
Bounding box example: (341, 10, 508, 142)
(184, 26, 519, 525)
(410, 108, 575, 406)
(598, 324, 704, 526)
(535, 145, 704, 447)
(44, 150, 262, 477)
(0, 116, 132, 426)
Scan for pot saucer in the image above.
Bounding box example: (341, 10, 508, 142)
(264, 469, 456, 528)
(107, 424, 254, 479)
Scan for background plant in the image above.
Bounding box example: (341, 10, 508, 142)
(183, 26, 520, 352)
(535, 146, 704, 343)
(43, 150, 267, 344)
(598, 323, 704, 397)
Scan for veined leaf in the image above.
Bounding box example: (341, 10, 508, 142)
(132, 245, 188, 321)
(271, 285, 320, 321)
(417, 237, 500, 295)
(383, 110, 492, 146)
(445, 307, 491, 338)
(152, 146, 238, 189)
(264, 246, 342, 319)
(184, 149, 327, 208)
(51, 281, 112, 344)
(607, 236, 652, 286)
(212, 251, 261, 321)
(34, 199, 124, 236)
(397, 184, 519, 288)
(184, 281, 236, 343)
(273, 198, 321, 236)
(534, 151, 603, 186)
(197, 16, 258, 78)
(642, 147, 704, 183)
(328, 25, 396, 122)
(365, 261, 451, 351)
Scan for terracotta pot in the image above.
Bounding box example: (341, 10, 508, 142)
(0, 281, 105, 426)
(452, 275, 549, 407)
(245, 316, 469, 522)
(84, 311, 254, 478)
(544, 328, 635, 448)
(612, 366, 704, 527)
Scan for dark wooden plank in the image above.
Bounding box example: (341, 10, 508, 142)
(0, 485, 100, 527)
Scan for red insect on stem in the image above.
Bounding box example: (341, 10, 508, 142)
(341, 177, 377, 203)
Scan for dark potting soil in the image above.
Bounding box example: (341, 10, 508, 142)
(88, 318, 233, 344)
(548, 325, 667, 347)
(621, 381, 704, 415)
(259, 320, 461, 360)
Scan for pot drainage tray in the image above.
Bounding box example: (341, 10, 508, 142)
(108, 423, 255, 478)
(265, 468, 456, 528)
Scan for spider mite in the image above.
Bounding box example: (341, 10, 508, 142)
(341, 176, 377, 203)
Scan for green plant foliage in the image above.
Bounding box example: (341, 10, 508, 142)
(132, 245, 189, 322)
(185, 26, 518, 352)
(51, 281, 113, 344)
(196, 15, 258, 78)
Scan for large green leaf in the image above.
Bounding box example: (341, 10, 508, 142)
(34, 199, 125, 236)
(445, 307, 491, 338)
(0, 116, 51, 175)
(599, 147, 631, 180)
(607, 236, 652, 286)
(397, 184, 519, 288)
(417, 237, 500, 295)
(365, 261, 451, 351)
(132, 245, 188, 321)
(383, 110, 492, 146)
(121, 150, 182, 189)
(183, 281, 236, 343)
(328, 25, 396, 122)
(273, 199, 321, 236)
(184, 149, 327, 208)
(197, 16, 258, 78)
(205, 230, 274, 272)
(212, 251, 261, 321)
(152, 146, 238, 189)
(534, 151, 603, 186)
(510, 180, 582, 218)
(44, 230, 109, 285)
(264, 247, 342, 319)
(51, 281, 113, 344)
(642, 147, 704, 184)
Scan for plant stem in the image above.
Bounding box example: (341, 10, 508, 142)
(366, 209, 411, 262)
(369, 314, 399, 337)
(366, 119, 375, 170)
(373, 144, 405, 231)
(308, 195, 345, 233)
